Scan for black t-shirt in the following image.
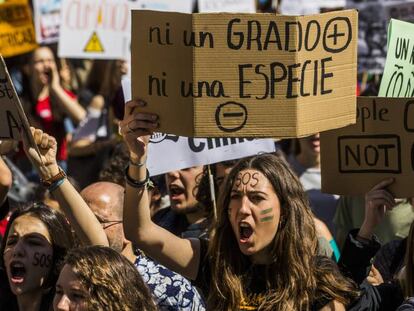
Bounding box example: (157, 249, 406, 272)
(194, 239, 331, 311)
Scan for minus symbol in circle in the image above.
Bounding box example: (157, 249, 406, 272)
(223, 112, 244, 118)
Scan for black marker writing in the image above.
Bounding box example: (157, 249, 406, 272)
(235, 172, 260, 187)
(32, 252, 52, 268)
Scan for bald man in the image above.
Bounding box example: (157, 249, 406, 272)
(80, 182, 205, 311)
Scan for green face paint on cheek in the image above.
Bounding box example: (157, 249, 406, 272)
(260, 216, 274, 223)
(260, 208, 273, 215)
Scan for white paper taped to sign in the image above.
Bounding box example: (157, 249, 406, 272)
(147, 135, 275, 176)
(198, 0, 256, 13)
(121, 78, 275, 176)
(58, 0, 193, 60)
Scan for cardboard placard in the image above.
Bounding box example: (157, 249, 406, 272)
(147, 134, 276, 176)
(121, 76, 275, 175)
(131, 10, 358, 138)
(58, 0, 193, 60)
(346, 1, 414, 74)
(198, 0, 256, 13)
(379, 19, 414, 97)
(321, 96, 414, 197)
(33, 0, 62, 44)
(0, 0, 37, 57)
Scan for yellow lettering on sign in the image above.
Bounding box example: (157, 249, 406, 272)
(84, 31, 104, 53)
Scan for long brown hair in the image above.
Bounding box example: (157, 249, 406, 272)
(208, 153, 357, 310)
(64, 246, 157, 311)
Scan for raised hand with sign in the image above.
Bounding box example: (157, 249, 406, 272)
(118, 99, 158, 163)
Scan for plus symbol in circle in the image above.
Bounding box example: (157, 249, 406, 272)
(327, 23, 345, 45)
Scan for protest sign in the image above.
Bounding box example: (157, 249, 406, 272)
(131, 10, 358, 138)
(121, 77, 275, 175)
(320, 96, 414, 197)
(379, 19, 414, 97)
(58, 0, 193, 60)
(0, 56, 34, 143)
(147, 134, 276, 176)
(347, 0, 414, 74)
(280, 0, 345, 15)
(198, 0, 256, 13)
(0, 0, 37, 57)
(33, 0, 62, 44)
(136, 0, 193, 13)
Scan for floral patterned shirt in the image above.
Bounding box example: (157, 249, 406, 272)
(135, 253, 206, 311)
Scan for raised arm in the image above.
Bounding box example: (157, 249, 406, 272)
(23, 127, 108, 246)
(120, 100, 200, 280)
(49, 62, 86, 123)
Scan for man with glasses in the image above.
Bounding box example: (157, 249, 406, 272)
(80, 181, 205, 311)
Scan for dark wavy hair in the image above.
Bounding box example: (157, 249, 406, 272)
(63, 246, 157, 311)
(207, 153, 358, 310)
(0, 203, 74, 310)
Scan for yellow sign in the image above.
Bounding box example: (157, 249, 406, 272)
(0, 0, 37, 57)
(84, 32, 104, 53)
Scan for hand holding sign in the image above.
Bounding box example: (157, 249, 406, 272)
(358, 178, 396, 241)
(22, 127, 60, 181)
(119, 99, 158, 161)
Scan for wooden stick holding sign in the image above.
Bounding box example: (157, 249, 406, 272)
(0, 56, 43, 163)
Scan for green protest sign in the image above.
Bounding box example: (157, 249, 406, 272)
(379, 19, 414, 97)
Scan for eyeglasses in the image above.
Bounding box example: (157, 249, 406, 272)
(100, 220, 122, 230)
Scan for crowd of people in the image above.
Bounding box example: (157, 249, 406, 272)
(1, 1, 414, 310)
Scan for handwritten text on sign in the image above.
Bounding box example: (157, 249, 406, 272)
(0, 58, 23, 139)
(147, 134, 276, 176)
(0, 0, 37, 57)
(132, 10, 357, 138)
(379, 19, 414, 97)
(321, 97, 414, 197)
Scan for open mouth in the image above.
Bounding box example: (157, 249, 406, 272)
(10, 262, 26, 284)
(169, 185, 184, 200)
(239, 223, 253, 242)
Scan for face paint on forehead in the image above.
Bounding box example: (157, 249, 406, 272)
(234, 171, 260, 188)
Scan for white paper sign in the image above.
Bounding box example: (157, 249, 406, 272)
(121, 78, 275, 176)
(136, 0, 194, 13)
(147, 135, 275, 176)
(58, 0, 193, 60)
(33, 0, 63, 44)
(280, 0, 345, 15)
(198, 0, 256, 13)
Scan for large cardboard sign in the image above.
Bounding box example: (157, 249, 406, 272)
(58, 0, 193, 60)
(198, 0, 256, 13)
(347, 1, 414, 74)
(379, 19, 414, 97)
(121, 77, 275, 175)
(0, 0, 37, 57)
(33, 0, 63, 44)
(147, 134, 275, 176)
(131, 10, 358, 138)
(321, 97, 414, 197)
